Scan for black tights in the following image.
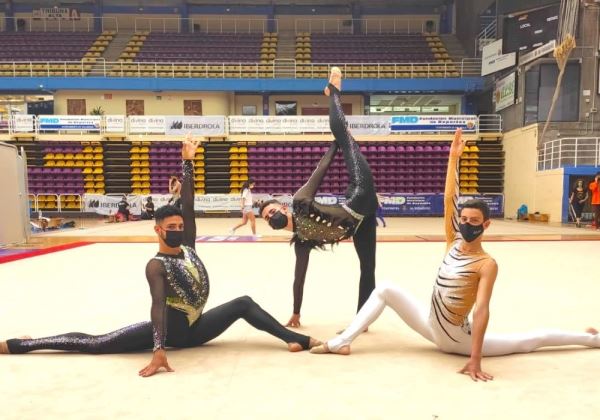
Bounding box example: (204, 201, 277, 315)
(7, 296, 310, 354)
(353, 214, 376, 311)
(328, 83, 378, 217)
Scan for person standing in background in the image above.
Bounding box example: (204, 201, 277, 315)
(229, 179, 257, 236)
(569, 179, 588, 228)
(375, 193, 386, 228)
(168, 175, 182, 209)
(589, 173, 600, 230)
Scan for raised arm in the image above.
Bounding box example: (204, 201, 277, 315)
(444, 129, 465, 249)
(285, 241, 312, 327)
(294, 142, 338, 201)
(181, 135, 201, 249)
(139, 259, 174, 378)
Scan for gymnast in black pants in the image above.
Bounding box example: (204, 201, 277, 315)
(1, 136, 320, 377)
(260, 67, 378, 328)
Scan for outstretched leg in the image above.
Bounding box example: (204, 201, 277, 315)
(311, 282, 434, 355)
(187, 296, 315, 351)
(354, 214, 377, 311)
(326, 68, 378, 217)
(3, 322, 154, 354)
(477, 328, 600, 357)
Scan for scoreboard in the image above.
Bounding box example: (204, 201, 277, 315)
(503, 3, 559, 56)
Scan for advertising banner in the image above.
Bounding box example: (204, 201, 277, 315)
(128, 116, 166, 134)
(165, 116, 226, 136)
(38, 115, 101, 131)
(390, 115, 478, 133)
(494, 72, 516, 112)
(104, 115, 126, 133)
(481, 39, 516, 76)
(10, 115, 35, 133)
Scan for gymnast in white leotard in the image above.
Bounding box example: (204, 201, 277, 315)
(311, 128, 599, 381)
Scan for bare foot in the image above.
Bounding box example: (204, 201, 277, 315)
(324, 66, 342, 96)
(288, 337, 322, 352)
(586, 328, 598, 335)
(309, 342, 351, 355)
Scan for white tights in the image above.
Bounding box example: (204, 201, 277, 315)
(327, 282, 600, 356)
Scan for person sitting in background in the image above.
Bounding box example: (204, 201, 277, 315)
(142, 197, 155, 220)
(116, 195, 130, 222)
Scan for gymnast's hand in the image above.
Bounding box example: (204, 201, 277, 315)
(139, 349, 175, 378)
(458, 358, 493, 382)
(449, 128, 466, 158)
(182, 132, 201, 160)
(286, 313, 301, 328)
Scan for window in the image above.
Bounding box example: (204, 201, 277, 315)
(67, 99, 86, 115)
(126, 100, 144, 116)
(184, 100, 202, 116)
(524, 62, 580, 124)
(242, 105, 257, 115)
(275, 101, 297, 115)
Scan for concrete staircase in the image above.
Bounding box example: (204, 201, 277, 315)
(275, 32, 296, 60)
(439, 34, 469, 61)
(89, 31, 134, 76)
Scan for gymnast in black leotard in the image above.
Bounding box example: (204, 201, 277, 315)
(260, 68, 378, 328)
(1, 136, 320, 377)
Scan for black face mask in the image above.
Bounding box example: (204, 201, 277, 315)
(162, 229, 184, 248)
(268, 211, 288, 230)
(459, 222, 484, 243)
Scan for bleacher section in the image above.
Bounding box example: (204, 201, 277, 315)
(0, 31, 115, 76)
(121, 32, 266, 63)
(22, 142, 105, 210)
(15, 138, 501, 211)
(247, 142, 451, 195)
(304, 33, 445, 63)
(113, 31, 276, 77)
(294, 33, 458, 78)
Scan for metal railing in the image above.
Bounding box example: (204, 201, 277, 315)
(294, 18, 438, 34)
(1, 16, 119, 32)
(0, 58, 481, 79)
(478, 114, 503, 133)
(0, 59, 101, 78)
(475, 19, 497, 57)
(537, 137, 600, 171)
(131, 17, 278, 34)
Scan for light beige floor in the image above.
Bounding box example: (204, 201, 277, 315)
(38, 216, 600, 239)
(1, 240, 599, 419)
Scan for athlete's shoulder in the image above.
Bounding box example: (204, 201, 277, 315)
(480, 257, 498, 276)
(145, 257, 166, 276)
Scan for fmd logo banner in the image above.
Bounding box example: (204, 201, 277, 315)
(390, 115, 478, 133)
(38, 115, 101, 131)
